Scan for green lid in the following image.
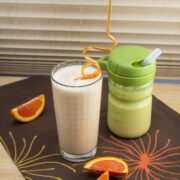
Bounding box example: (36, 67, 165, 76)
(98, 45, 156, 86)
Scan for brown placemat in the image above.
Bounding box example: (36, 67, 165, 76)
(0, 76, 179, 180)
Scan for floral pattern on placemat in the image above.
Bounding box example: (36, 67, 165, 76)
(98, 129, 180, 180)
(0, 132, 76, 180)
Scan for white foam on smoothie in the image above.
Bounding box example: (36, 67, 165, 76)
(53, 65, 101, 86)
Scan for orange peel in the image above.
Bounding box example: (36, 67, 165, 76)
(78, 0, 117, 80)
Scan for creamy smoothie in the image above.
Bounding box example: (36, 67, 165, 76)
(98, 45, 156, 138)
(51, 62, 102, 158)
(108, 94, 152, 138)
(107, 79, 153, 138)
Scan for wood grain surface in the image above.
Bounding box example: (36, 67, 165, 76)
(0, 143, 24, 179)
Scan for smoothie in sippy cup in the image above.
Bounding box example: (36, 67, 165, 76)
(98, 45, 156, 138)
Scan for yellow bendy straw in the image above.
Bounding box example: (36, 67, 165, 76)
(76, 0, 117, 80)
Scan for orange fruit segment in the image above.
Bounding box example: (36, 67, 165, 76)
(97, 171, 109, 180)
(11, 94, 45, 123)
(84, 156, 128, 177)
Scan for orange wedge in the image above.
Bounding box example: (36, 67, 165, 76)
(97, 171, 109, 180)
(84, 156, 128, 177)
(11, 94, 45, 123)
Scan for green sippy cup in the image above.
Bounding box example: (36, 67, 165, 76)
(98, 45, 156, 138)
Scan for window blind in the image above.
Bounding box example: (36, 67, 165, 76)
(0, 0, 180, 77)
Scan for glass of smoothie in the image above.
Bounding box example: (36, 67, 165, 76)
(51, 61, 102, 162)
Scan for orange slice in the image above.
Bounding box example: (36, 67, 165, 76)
(84, 156, 128, 177)
(11, 94, 45, 123)
(97, 171, 109, 180)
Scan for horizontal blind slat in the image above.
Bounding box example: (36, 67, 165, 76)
(0, 5, 180, 22)
(1, 0, 180, 8)
(0, 18, 179, 35)
(1, 40, 180, 54)
(1, 30, 180, 46)
(1, 49, 180, 58)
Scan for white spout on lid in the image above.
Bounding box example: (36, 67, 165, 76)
(141, 48, 162, 66)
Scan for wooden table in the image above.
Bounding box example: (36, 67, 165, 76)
(0, 75, 179, 179)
